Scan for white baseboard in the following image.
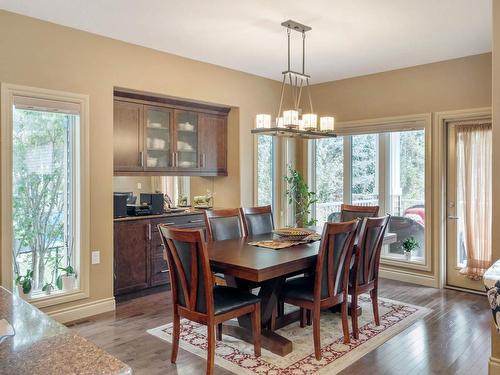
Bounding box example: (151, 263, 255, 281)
(380, 267, 438, 288)
(489, 356, 500, 374)
(45, 297, 116, 324)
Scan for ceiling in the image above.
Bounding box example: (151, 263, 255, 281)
(0, 0, 492, 83)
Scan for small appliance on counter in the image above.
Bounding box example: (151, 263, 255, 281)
(113, 192, 130, 218)
(140, 193, 164, 215)
(126, 203, 152, 216)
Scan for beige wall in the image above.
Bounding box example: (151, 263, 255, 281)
(311, 53, 491, 121)
(490, 1, 500, 374)
(0, 10, 281, 314)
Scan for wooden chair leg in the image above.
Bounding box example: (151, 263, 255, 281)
(171, 312, 180, 363)
(341, 299, 350, 344)
(251, 304, 261, 357)
(351, 292, 359, 339)
(206, 324, 215, 375)
(370, 288, 380, 326)
(306, 309, 312, 326)
(216, 323, 222, 341)
(312, 307, 321, 360)
(300, 307, 306, 328)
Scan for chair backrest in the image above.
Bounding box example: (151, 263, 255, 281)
(354, 215, 390, 287)
(340, 204, 379, 222)
(204, 208, 247, 241)
(158, 225, 213, 316)
(240, 205, 274, 236)
(314, 220, 359, 301)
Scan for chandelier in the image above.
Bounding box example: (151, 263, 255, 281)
(252, 20, 335, 139)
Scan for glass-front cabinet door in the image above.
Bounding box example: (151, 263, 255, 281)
(144, 105, 172, 170)
(174, 110, 199, 170)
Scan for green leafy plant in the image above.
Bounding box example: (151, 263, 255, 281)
(15, 269, 33, 294)
(284, 166, 317, 227)
(402, 237, 419, 253)
(42, 282, 54, 294)
(56, 265, 76, 290)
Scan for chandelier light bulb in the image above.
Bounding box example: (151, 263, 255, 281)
(283, 110, 299, 128)
(302, 113, 318, 130)
(320, 116, 335, 132)
(255, 114, 271, 129)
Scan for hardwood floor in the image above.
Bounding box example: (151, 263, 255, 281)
(69, 279, 491, 375)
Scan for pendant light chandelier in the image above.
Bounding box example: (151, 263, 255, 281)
(252, 20, 335, 139)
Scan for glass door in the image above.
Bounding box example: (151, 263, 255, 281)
(446, 121, 492, 291)
(174, 111, 198, 170)
(144, 105, 172, 170)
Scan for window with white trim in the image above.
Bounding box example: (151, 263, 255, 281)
(311, 125, 426, 264)
(11, 95, 83, 297)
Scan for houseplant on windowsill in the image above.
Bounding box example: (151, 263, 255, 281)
(402, 237, 419, 261)
(284, 166, 317, 228)
(42, 282, 55, 295)
(57, 265, 76, 292)
(15, 270, 33, 299)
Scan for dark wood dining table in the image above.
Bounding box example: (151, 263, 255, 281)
(207, 231, 397, 356)
(207, 233, 319, 356)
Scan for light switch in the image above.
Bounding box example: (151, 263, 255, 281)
(137, 183, 142, 190)
(91, 251, 100, 265)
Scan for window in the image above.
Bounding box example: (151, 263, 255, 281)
(351, 134, 379, 206)
(2, 84, 89, 304)
(384, 130, 426, 261)
(312, 137, 344, 226)
(310, 121, 427, 266)
(256, 135, 275, 207)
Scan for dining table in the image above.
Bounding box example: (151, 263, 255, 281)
(207, 231, 397, 356)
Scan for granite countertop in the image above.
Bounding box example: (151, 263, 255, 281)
(113, 208, 204, 222)
(0, 287, 131, 374)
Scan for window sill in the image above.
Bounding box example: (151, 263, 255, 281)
(26, 288, 88, 308)
(380, 255, 430, 272)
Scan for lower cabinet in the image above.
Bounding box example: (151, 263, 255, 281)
(113, 213, 205, 296)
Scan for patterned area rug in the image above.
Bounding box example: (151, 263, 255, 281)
(148, 295, 431, 374)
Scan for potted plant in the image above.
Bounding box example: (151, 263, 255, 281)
(57, 265, 76, 291)
(402, 237, 419, 261)
(15, 270, 33, 299)
(42, 282, 55, 295)
(284, 166, 317, 228)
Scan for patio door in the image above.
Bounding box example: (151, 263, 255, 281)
(446, 120, 492, 291)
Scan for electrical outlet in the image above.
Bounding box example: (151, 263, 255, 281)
(137, 182, 142, 190)
(91, 251, 100, 265)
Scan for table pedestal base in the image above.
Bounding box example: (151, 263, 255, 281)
(222, 322, 293, 356)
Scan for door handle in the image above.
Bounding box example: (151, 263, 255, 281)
(139, 151, 144, 168)
(447, 216, 460, 220)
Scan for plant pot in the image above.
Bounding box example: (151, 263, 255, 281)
(61, 275, 76, 291)
(17, 284, 31, 300)
(404, 252, 412, 261)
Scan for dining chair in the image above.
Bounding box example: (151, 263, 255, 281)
(327, 204, 379, 223)
(280, 220, 359, 360)
(240, 205, 274, 236)
(349, 215, 390, 339)
(158, 225, 261, 375)
(204, 208, 247, 241)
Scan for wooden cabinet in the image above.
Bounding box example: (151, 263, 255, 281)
(114, 220, 150, 295)
(199, 113, 227, 175)
(113, 91, 229, 176)
(113, 100, 143, 172)
(113, 213, 206, 295)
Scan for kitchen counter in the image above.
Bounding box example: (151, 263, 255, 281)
(0, 286, 131, 374)
(113, 208, 204, 222)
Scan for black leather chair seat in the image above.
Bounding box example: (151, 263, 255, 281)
(282, 276, 315, 302)
(213, 286, 260, 315)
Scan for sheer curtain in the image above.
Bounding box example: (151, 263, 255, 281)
(457, 123, 492, 280)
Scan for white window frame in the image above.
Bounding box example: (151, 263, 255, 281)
(309, 113, 432, 272)
(1, 83, 90, 308)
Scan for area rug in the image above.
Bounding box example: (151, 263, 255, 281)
(147, 295, 431, 374)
